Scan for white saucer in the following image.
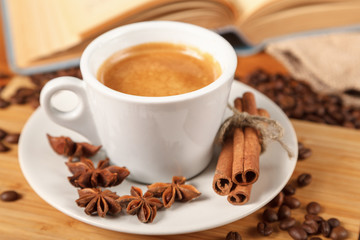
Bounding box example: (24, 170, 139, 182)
(18, 81, 298, 235)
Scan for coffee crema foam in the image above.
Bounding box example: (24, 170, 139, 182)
(97, 42, 221, 97)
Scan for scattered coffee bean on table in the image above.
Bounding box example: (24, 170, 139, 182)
(302, 219, 319, 235)
(0, 128, 7, 139)
(330, 226, 348, 240)
(320, 220, 331, 237)
(307, 202, 321, 215)
(288, 226, 308, 240)
(284, 196, 301, 209)
(279, 217, 296, 230)
(327, 218, 340, 228)
(259, 171, 349, 239)
(282, 184, 296, 196)
(0, 190, 20, 202)
(0, 67, 82, 110)
(257, 222, 273, 236)
(278, 205, 291, 220)
(0, 98, 10, 108)
(0, 142, 10, 152)
(298, 141, 312, 160)
(237, 69, 360, 129)
(4, 133, 20, 144)
(297, 173, 312, 187)
(225, 231, 242, 240)
(263, 208, 278, 222)
(305, 214, 323, 223)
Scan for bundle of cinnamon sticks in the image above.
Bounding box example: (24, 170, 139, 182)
(212, 92, 270, 205)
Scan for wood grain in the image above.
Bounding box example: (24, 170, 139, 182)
(1, 112, 360, 239)
(0, 28, 359, 238)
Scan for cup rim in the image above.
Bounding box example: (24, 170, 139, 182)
(80, 21, 237, 104)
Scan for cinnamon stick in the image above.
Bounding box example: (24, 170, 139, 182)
(232, 98, 245, 185)
(258, 108, 270, 118)
(232, 92, 261, 185)
(212, 138, 233, 195)
(228, 107, 268, 205)
(227, 184, 252, 205)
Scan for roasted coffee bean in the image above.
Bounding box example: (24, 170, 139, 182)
(298, 147, 312, 160)
(297, 173, 312, 187)
(302, 219, 319, 235)
(320, 220, 331, 237)
(278, 205, 291, 220)
(257, 222, 273, 236)
(329, 226, 348, 240)
(284, 196, 301, 209)
(305, 214, 323, 223)
(309, 237, 322, 240)
(282, 184, 296, 196)
(11, 88, 36, 103)
(0, 128, 7, 140)
(327, 218, 340, 228)
(238, 69, 360, 129)
(0, 142, 10, 152)
(262, 208, 278, 222)
(306, 202, 321, 214)
(0, 190, 20, 201)
(0, 98, 10, 108)
(269, 192, 284, 207)
(288, 226, 308, 240)
(4, 133, 20, 144)
(225, 231, 242, 240)
(279, 217, 296, 230)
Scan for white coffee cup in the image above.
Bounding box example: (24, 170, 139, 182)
(40, 21, 237, 183)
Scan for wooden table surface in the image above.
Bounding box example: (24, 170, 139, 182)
(1, 49, 360, 239)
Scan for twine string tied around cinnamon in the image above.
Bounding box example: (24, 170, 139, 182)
(217, 104, 294, 158)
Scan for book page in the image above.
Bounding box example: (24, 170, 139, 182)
(235, 0, 276, 21)
(6, 0, 81, 67)
(241, 1, 360, 44)
(58, 0, 158, 39)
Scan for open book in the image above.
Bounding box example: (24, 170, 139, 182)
(2, 0, 360, 74)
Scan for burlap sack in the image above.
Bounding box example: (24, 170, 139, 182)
(266, 32, 360, 106)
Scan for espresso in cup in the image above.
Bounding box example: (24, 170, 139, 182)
(97, 42, 221, 97)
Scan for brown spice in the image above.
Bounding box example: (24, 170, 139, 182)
(147, 176, 201, 208)
(0, 128, 7, 140)
(75, 188, 121, 217)
(4, 133, 20, 144)
(212, 138, 234, 195)
(0, 142, 10, 152)
(227, 184, 252, 205)
(0, 98, 10, 108)
(47, 134, 101, 160)
(232, 93, 261, 185)
(232, 98, 246, 185)
(66, 157, 129, 188)
(117, 186, 163, 223)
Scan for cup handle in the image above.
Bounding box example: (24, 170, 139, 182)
(40, 76, 101, 145)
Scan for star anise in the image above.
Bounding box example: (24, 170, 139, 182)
(66, 157, 130, 188)
(75, 188, 121, 217)
(47, 134, 101, 161)
(147, 176, 201, 208)
(117, 186, 163, 223)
